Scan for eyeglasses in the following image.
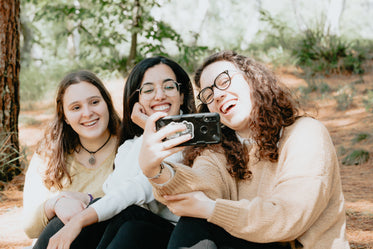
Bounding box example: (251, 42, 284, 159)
(197, 70, 232, 104)
(137, 80, 181, 100)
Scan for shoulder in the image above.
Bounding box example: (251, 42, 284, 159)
(27, 153, 48, 174)
(279, 117, 335, 155)
(283, 117, 330, 141)
(117, 136, 142, 153)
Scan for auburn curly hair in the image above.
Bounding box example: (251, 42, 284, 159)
(183, 51, 302, 180)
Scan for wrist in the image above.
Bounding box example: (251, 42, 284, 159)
(145, 162, 165, 179)
(45, 194, 64, 219)
(86, 193, 93, 205)
(53, 195, 65, 210)
(205, 200, 216, 219)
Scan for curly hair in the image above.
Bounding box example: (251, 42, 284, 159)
(183, 51, 302, 180)
(36, 70, 121, 190)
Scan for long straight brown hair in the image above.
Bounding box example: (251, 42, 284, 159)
(36, 70, 120, 190)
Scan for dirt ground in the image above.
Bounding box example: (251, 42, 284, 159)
(0, 69, 372, 249)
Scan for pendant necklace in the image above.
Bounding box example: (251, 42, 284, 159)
(79, 134, 111, 165)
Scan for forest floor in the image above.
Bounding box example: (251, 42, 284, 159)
(0, 67, 372, 249)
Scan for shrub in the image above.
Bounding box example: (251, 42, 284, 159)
(352, 133, 370, 144)
(292, 27, 366, 75)
(335, 85, 355, 111)
(337, 146, 347, 156)
(0, 132, 27, 190)
(342, 149, 369, 165)
(363, 90, 373, 113)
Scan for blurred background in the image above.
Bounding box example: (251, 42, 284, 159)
(0, 0, 372, 248)
(19, 0, 372, 98)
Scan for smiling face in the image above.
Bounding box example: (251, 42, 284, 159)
(200, 61, 253, 138)
(139, 63, 184, 116)
(63, 81, 110, 142)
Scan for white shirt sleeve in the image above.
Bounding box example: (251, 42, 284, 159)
(90, 136, 154, 221)
(22, 153, 57, 238)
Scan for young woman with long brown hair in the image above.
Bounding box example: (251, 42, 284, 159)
(23, 70, 120, 240)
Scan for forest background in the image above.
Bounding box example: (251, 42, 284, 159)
(0, 0, 372, 248)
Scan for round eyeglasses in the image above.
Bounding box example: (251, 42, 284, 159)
(137, 80, 181, 100)
(197, 70, 232, 104)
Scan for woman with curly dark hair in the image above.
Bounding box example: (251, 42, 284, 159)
(139, 51, 350, 249)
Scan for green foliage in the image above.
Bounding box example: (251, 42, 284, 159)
(257, 10, 296, 51)
(0, 133, 27, 189)
(20, 62, 74, 105)
(19, 115, 43, 126)
(334, 85, 355, 111)
(342, 149, 369, 165)
(363, 90, 373, 113)
(248, 10, 296, 66)
(337, 146, 347, 156)
(296, 75, 331, 100)
(352, 133, 370, 144)
(292, 27, 366, 75)
(22, 0, 207, 75)
(175, 45, 210, 74)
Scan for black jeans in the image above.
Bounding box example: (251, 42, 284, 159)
(97, 205, 175, 249)
(33, 204, 174, 249)
(32, 215, 109, 249)
(167, 217, 291, 249)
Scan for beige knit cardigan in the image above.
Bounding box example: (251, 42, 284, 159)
(152, 117, 350, 249)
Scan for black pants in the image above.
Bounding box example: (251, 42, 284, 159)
(97, 205, 175, 249)
(33, 204, 174, 249)
(167, 217, 291, 249)
(32, 215, 109, 249)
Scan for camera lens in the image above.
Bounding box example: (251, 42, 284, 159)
(200, 125, 208, 134)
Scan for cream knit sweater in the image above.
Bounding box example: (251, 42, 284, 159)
(152, 117, 350, 249)
(23, 152, 115, 238)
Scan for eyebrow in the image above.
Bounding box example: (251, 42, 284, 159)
(67, 95, 102, 107)
(142, 78, 176, 85)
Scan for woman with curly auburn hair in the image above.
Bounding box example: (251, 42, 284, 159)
(139, 51, 350, 249)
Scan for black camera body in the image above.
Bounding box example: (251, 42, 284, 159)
(155, 112, 222, 146)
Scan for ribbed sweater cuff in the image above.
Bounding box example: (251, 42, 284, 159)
(208, 198, 240, 231)
(152, 164, 196, 196)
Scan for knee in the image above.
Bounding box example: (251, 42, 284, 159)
(178, 217, 210, 227)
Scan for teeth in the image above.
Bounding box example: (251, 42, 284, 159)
(153, 105, 170, 111)
(84, 120, 97, 126)
(221, 100, 236, 114)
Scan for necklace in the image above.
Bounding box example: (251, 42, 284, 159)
(79, 134, 111, 165)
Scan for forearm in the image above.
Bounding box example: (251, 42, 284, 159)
(71, 206, 99, 228)
(44, 195, 64, 220)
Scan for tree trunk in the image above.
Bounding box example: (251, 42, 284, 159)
(0, 0, 21, 185)
(126, 0, 140, 71)
(67, 0, 81, 60)
(324, 0, 346, 36)
(192, 0, 210, 46)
